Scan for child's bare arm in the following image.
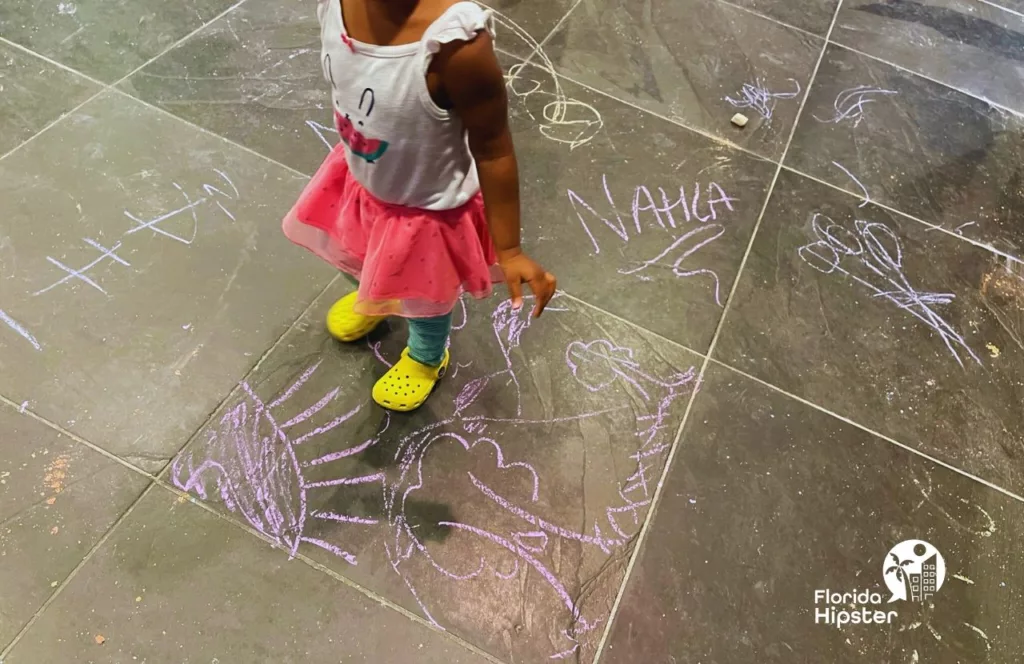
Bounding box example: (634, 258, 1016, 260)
(438, 32, 556, 317)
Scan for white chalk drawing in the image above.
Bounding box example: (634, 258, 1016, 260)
(814, 85, 898, 127)
(0, 308, 42, 351)
(724, 78, 801, 122)
(31, 170, 239, 301)
(492, 9, 603, 149)
(831, 161, 871, 208)
(798, 213, 981, 367)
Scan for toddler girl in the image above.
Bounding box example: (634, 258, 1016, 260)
(283, 0, 556, 412)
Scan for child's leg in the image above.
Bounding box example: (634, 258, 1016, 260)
(372, 311, 452, 411)
(407, 313, 453, 367)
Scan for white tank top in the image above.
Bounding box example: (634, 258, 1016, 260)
(316, 1, 493, 210)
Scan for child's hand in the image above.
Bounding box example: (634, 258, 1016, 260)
(498, 249, 557, 317)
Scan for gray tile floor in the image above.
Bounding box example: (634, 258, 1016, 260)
(1, 0, 1023, 662)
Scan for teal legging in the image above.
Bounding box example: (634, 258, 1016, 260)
(345, 276, 451, 367)
(408, 312, 452, 367)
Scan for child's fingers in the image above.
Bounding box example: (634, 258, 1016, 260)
(530, 273, 557, 317)
(506, 277, 524, 311)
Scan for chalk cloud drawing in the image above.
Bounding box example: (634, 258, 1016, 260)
(798, 213, 981, 367)
(568, 175, 737, 304)
(724, 78, 801, 122)
(813, 85, 898, 126)
(172, 300, 698, 660)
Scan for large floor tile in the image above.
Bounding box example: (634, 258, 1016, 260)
(0, 91, 334, 471)
(508, 64, 777, 351)
(602, 364, 1024, 664)
(716, 169, 1024, 494)
(0, 42, 99, 155)
(541, 0, 822, 160)
(834, 0, 1024, 115)
(0, 402, 149, 646)
(787, 45, 1024, 258)
(168, 279, 702, 663)
(0, 0, 240, 83)
(484, 0, 579, 58)
(121, 0, 328, 175)
(726, 0, 841, 35)
(3, 484, 492, 663)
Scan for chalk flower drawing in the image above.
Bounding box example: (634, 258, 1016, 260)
(798, 213, 981, 367)
(568, 175, 737, 304)
(173, 303, 697, 660)
(814, 85, 898, 127)
(724, 78, 801, 122)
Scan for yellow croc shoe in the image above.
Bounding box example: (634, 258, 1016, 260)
(326, 291, 384, 342)
(372, 348, 450, 412)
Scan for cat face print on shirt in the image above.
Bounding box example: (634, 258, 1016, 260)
(324, 54, 390, 164)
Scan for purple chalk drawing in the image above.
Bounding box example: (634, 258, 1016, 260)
(813, 85, 897, 127)
(798, 213, 981, 367)
(173, 301, 698, 660)
(568, 176, 735, 305)
(171, 363, 375, 562)
(724, 77, 801, 122)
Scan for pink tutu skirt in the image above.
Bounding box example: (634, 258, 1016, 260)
(282, 144, 502, 318)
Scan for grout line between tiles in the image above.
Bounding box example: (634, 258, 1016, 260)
(779, 163, 1024, 264)
(975, 0, 1024, 21)
(151, 273, 344, 481)
(106, 85, 311, 179)
(590, 0, 848, 661)
(0, 0, 252, 166)
(558, 292, 710, 361)
(0, 36, 109, 88)
(0, 395, 156, 480)
(713, 0, 821, 39)
(531, 0, 588, 53)
(147, 480, 508, 664)
(513, 55, 778, 164)
(710, 358, 1024, 504)
(827, 40, 1024, 119)
(0, 482, 160, 659)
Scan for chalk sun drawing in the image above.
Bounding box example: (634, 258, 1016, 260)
(568, 175, 737, 305)
(814, 85, 898, 126)
(173, 301, 697, 660)
(798, 213, 981, 367)
(724, 78, 801, 122)
(171, 361, 372, 563)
